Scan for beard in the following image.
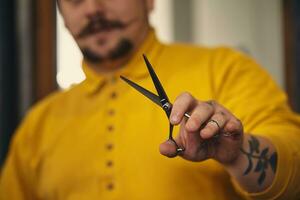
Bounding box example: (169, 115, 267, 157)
(81, 38, 133, 63)
(75, 12, 137, 64)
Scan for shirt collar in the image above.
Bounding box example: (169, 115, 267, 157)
(81, 28, 163, 95)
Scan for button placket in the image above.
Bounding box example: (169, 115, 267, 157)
(106, 143, 114, 151)
(104, 80, 118, 193)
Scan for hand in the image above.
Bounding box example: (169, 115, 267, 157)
(159, 92, 244, 164)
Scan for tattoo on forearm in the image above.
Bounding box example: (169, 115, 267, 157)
(240, 136, 277, 185)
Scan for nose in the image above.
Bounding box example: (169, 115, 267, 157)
(84, 0, 106, 19)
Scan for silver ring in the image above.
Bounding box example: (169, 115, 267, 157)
(222, 132, 239, 137)
(176, 148, 184, 153)
(208, 119, 220, 129)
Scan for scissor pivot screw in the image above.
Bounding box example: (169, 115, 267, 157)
(162, 102, 171, 111)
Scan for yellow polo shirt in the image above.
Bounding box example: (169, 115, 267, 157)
(1, 30, 300, 200)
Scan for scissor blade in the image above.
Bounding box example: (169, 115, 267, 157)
(120, 75, 161, 107)
(143, 54, 169, 103)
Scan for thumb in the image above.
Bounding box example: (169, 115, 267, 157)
(159, 138, 184, 158)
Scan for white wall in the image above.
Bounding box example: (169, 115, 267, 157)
(56, 12, 84, 89)
(192, 0, 284, 87)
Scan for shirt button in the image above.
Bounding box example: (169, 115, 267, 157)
(110, 92, 117, 99)
(106, 144, 114, 151)
(110, 77, 117, 84)
(106, 183, 114, 190)
(108, 109, 115, 116)
(107, 125, 114, 132)
(106, 160, 113, 167)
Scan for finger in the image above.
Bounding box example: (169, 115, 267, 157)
(170, 92, 196, 125)
(185, 102, 214, 132)
(181, 130, 203, 159)
(206, 102, 243, 139)
(222, 118, 243, 139)
(200, 112, 228, 139)
(159, 137, 184, 158)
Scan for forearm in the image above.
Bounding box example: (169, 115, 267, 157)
(224, 134, 277, 193)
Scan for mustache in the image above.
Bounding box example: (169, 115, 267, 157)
(76, 15, 129, 39)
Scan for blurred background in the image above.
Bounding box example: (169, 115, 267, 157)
(0, 0, 299, 166)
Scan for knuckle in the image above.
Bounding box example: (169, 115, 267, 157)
(215, 112, 227, 123)
(219, 111, 226, 116)
(202, 103, 214, 113)
(207, 100, 217, 106)
(226, 120, 239, 132)
(180, 91, 192, 99)
(214, 112, 223, 119)
(174, 92, 193, 105)
(183, 91, 192, 97)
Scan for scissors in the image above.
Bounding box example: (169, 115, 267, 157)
(120, 54, 190, 154)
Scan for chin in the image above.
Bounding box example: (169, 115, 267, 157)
(82, 37, 133, 63)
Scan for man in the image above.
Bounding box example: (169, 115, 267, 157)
(1, 0, 300, 199)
